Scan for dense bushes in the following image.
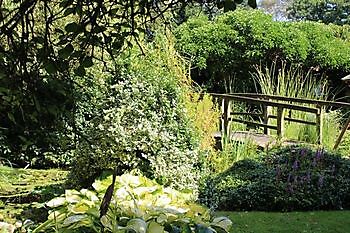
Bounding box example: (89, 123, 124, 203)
(67, 37, 215, 191)
(200, 146, 350, 211)
(175, 9, 350, 92)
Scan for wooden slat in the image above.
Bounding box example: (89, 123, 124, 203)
(269, 115, 316, 126)
(211, 93, 319, 113)
(231, 112, 262, 116)
(232, 93, 350, 108)
(229, 118, 278, 130)
(334, 115, 350, 150)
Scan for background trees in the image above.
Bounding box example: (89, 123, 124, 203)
(287, 0, 350, 25)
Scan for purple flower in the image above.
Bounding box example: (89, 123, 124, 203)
(292, 160, 299, 170)
(306, 172, 311, 182)
(300, 148, 306, 157)
(315, 149, 324, 161)
(318, 175, 324, 188)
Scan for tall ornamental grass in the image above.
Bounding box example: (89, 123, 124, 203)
(253, 62, 340, 149)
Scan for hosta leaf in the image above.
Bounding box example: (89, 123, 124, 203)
(211, 217, 232, 232)
(195, 224, 216, 233)
(62, 214, 88, 226)
(46, 197, 66, 207)
(70, 202, 89, 214)
(147, 221, 164, 233)
(127, 218, 147, 233)
(65, 190, 82, 203)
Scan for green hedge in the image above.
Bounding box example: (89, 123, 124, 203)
(200, 146, 350, 211)
(175, 9, 350, 91)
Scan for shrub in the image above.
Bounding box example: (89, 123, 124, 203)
(67, 36, 213, 191)
(200, 146, 350, 211)
(33, 174, 232, 233)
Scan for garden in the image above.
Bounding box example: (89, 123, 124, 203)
(1, 0, 350, 232)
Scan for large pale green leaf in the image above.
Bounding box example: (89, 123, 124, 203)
(147, 221, 164, 233)
(211, 217, 232, 232)
(62, 214, 88, 226)
(127, 218, 147, 233)
(46, 197, 66, 208)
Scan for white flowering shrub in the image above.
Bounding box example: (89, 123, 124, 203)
(68, 38, 203, 191)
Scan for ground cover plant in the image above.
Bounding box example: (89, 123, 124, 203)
(200, 146, 350, 211)
(33, 173, 232, 233)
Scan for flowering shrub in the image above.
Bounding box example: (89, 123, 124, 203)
(200, 146, 350, 211)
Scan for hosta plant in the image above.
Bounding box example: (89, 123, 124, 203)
(33, 173, 232, 233)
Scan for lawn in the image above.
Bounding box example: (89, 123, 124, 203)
(221, 211, 350, 233)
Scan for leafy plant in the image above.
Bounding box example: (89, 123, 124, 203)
(200, 146, 350, 211)
(33, 173, 232, 233)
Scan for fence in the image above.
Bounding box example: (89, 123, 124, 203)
(210, 93, 350, 149)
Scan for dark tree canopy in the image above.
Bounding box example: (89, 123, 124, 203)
(287, 0, 350, 25)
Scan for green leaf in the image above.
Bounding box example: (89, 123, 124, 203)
(65, 22, 82, 33)
(7, 113, 16, 124)
(82, 56, 94, 68)
(62, 215, 88, 226)
(58, 43, 74, 59)
(195, 224, 215, 233)
(211, 217, 232, 231)
(46, 197, 66, 207)
(127, 219, 147, 233)
(74, 66, 86, 77)
(147, 221, 164, 233)
(64, 7, 75, 16)
(44, 62, 58, 74)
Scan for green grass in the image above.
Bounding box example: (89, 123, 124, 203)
(219, 211, 350, 233)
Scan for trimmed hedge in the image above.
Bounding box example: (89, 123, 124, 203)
(200, 146, 350, 211)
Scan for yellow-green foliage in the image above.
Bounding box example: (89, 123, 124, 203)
(34, 174, 232, 233)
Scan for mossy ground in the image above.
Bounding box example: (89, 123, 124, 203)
(0, 166, 68, 224)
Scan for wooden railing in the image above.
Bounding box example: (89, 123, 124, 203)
(210, 93, 350, 149)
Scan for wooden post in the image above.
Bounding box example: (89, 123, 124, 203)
(277, 107, 284, 138)
(334, 115, 350, 150)
(315, 106, 323, 145)
(262, 102, 271, 135)
(221, 97, 231, 140)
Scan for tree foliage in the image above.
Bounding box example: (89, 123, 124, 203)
(175, 9, 350, 92)
(287, 0, 350, 25)
(0, 0, 256, 166)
